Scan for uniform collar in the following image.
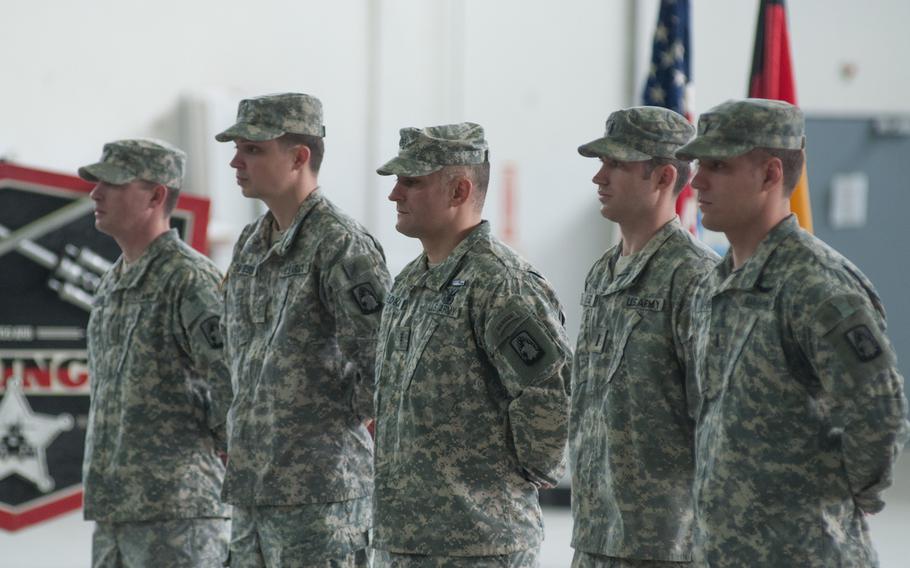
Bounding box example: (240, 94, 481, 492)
(409, 221, 491, 291)
(715, 214, 799, 293)
(605, 217, 681, 293)
(255, 189, 325, 258)
(110, 229, 180, 291)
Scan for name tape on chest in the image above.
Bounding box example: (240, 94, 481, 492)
(625, 296, 664, 311)
(386, 292, 407, 310)
(234, 264, 256, 276)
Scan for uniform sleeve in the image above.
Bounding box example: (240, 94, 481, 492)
(481, 278, 572, 488)
(320, 235, 392, 422)
(673, 266, 712, 422)
(801, 292, 909, 514)
(176, 268, 234, 454)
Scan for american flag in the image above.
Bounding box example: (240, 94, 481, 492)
(642, 0, 698, 235)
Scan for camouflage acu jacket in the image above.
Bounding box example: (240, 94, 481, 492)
(372, 221, 571, 556)
(690, 215, 909, 567)
(222, 190, 390, 506)
(570, 218, 717, 561)
(83, 229, 231, 522)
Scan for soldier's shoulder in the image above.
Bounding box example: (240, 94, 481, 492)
(155, 239, 222, 288)
(664, 225, 721, 266)
(777, 231, 881, 304)
(475, 237, 558, 301)
(474, 234, 534, 277)
(311, 197, 384, 255)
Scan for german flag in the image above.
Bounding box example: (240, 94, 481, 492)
(749, 0, 813, 232)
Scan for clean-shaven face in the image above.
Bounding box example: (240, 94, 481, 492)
(387, 170, 454, 239)
(591, 157, 655, 224)
(89, 180, 156, 239)
(229, 138, 298, 200)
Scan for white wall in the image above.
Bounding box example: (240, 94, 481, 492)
(1, 1, 908, 565)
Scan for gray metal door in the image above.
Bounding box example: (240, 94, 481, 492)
(806, 116, 910, 385)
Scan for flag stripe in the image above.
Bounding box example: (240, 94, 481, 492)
(748, 0, 812, 232)
(643, 0, 698, 235)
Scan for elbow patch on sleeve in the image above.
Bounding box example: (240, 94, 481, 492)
(486, 303, 562, 384)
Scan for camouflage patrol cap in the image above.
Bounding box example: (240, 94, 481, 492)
(215, 92, 325, 142)
(578, 106, 694, 161)
(377, 122, 488, 176)
(676, 98, 805, 160)
(78, 138, 186, 189)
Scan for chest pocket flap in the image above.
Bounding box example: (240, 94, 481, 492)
(605, 311, 642, 383)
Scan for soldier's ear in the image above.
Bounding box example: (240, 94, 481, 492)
(653, 163, 677, 193)
(291, 144, 312, 171)
(450, 175, 473, 207)
(762, 156, 784, 192)
(148, 183, 168, 210)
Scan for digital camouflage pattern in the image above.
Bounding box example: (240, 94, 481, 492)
(222, 190, 390, 508)
(571, 219, 717, 562)
(373, 546, 539, 567)
(578, 106, 694, 161)
(83, 229, 231, 523)
(376, 122, 488, 177)
(78, 138, 186, 189)
(689, 216, 910, 567)
(215, 92, 326, 142)
(571, 549, 690, 568)
(373, 221, 571, 557)
(228, 499, 370, 566)
(675, 98, 805, 160)
(92, 517, 229, 568)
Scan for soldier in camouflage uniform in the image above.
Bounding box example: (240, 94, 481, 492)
(570, 108, 718, 568)
(80, 139, 232, 567)
(372, 122, 571, 567)
(676, 98, 910, 567)
(216, 93, 391, 567)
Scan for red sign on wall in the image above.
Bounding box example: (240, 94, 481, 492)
(0, 161, 210, 531)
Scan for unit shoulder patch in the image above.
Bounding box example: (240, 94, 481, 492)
(199, 315, 224, 349)
(510, 330, 544, 365)
(351, 282, 382, 314)
(844, 324, 882, 362)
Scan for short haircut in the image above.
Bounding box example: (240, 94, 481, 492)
(444, 163, 491, 211)
(163, 186, 180, 215)
(642, 157, 691, 195)
(139, 180, 179, 216)
(278, 132, 325, 174)
(750, 148, 805, 195)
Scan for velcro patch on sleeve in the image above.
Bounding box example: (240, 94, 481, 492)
(487, 304, 561, 377)
(342, 256, 375, 280)
(817, 294, 896, 374)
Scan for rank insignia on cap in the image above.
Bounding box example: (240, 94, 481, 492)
(199, 316, 224, 349)
(351, 282, 382, 314)
(510, 330, 544, 365)
(845, 324, 882, 362)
